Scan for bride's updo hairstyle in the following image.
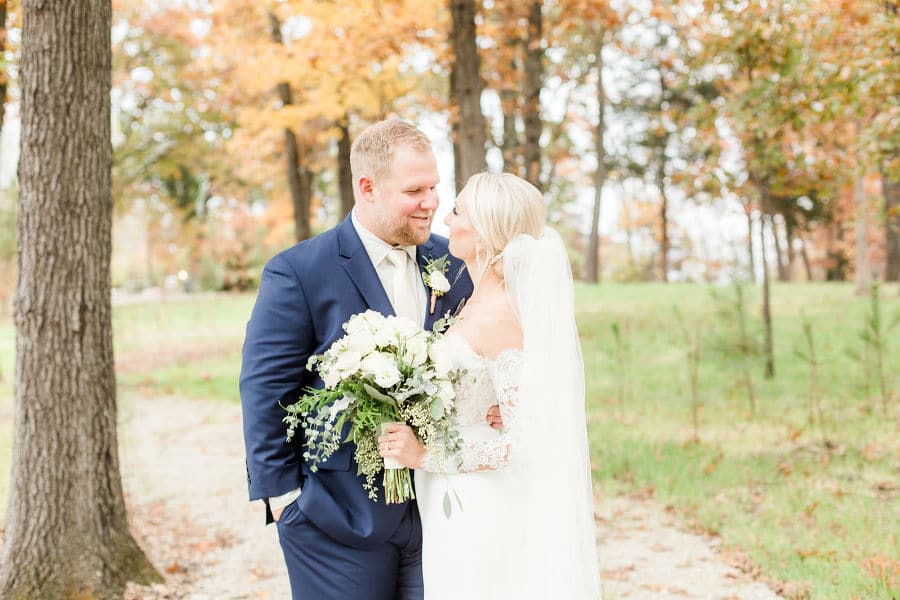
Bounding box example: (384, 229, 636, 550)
(460, 172, 545, 279)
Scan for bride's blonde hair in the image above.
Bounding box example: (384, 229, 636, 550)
(460, 172, 545, 279)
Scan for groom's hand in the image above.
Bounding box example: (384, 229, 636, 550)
(486, 405, 504, 430)
(271, 506, 285, 522)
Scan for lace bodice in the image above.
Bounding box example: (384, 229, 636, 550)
(422, 333, 522, 474)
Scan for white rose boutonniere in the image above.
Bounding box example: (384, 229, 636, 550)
(422, 254, 452, 315)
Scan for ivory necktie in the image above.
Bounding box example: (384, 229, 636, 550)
(386, 248, 420, 324)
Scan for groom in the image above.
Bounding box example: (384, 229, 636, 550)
(240, 119, 473, 599)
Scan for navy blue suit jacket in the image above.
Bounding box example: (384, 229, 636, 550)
(240, 215, 473, 549)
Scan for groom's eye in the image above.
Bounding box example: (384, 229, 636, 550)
(452, 206, 459, 216)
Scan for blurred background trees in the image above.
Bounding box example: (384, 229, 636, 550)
(0, 0, 898, 296)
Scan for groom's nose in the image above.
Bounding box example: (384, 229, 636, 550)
(421, 188, 439, 211)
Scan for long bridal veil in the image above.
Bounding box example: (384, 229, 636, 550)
(502, 227, 601, 599)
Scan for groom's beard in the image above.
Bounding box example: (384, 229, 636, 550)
(382, 216, 433, 246)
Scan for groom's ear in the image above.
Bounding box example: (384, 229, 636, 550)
(357, 176, 375, 204)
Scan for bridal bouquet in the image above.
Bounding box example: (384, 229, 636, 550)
(283, 310, 461, 504)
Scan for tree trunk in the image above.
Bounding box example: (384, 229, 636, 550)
(522, 0, 543, 190)
(658, 158, 669, 282)
(798, 229, 813, 281)
(0, 2, 161, 597)
(500, 86, 521, 176)
(773, 216, 788, 282)
(0, 0, 7, 147)
(450, 0, 487, 192)
(584, 49, 605, 284)
(784, 218, 795, 280)
(854, 175, 871, 295)
(269, 12, 311, 242)
(883, 171, 900, 282)
(760, 211, 775, 379)
(743, 199, 756, 281)
(338, 118, 354, 219)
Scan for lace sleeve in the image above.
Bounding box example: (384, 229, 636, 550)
(421, 352, 521, 474)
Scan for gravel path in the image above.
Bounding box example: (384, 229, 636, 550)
(121, 395, 782, 600)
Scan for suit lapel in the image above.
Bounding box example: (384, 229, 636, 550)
(337, 216, 394, 316)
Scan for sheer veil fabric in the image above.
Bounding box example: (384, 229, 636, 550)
(502, 227, 601, 598)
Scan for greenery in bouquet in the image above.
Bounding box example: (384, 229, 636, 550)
(283, 310, 463, 503)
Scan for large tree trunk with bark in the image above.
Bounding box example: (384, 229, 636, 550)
(0, 0, 7, 146)
(338, 119, 354, 219)
(0, 2, 160, 597)
(854, 175, 871, 295)
(522, 1, 543, 190)
(883, 171, 900, 282)
(269, 12, 312, 242)
(450, 0, 486, 192)
(584, 48, 605, 284)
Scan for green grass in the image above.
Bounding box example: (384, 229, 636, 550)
(578, 282, 900, 599)
(1, 283, 899, 597)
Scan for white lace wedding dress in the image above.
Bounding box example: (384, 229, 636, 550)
(415, 333, 527, 600)
(415, 229, 601, 599)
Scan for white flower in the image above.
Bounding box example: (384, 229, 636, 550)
(328, 394, 353, 421)
(437, 380, 455, 403)
(429, 270, 451, 293)
(346, 329, 377, 356)
(374, 323, 400, 348)
(333, 350, 363, 377)
(361, 352, 402, 389)
(321, 367, 341, 389)
(428, 337, 457, 378)
(403, 331, 429, 367)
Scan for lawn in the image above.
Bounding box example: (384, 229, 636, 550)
(0, 282, 898, 598)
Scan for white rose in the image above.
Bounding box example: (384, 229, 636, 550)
(428, 337, 456, 378)
(333, 350, 362, 377)
(344, 315, 372, 336)
(403, 332, 429, 367)
(429, 270, 451, 293)
(361, 310, 387, 329)
(361, 352, 402, 389)
(373, 323, 400, 348)
(346, 329, 377, 356)
(388, 315, 420, 339)
(321, 367, 341, 389)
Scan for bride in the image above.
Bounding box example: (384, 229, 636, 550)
(379, 173, 601, 599)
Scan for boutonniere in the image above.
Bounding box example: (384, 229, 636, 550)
(422, 254, 452, 315)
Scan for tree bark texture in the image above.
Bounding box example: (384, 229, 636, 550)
(0, 2, 160, 597)
(584, 50, 606, 284)
(500, 86, 522, 176)
(0, 0, 7, 147)
(773, 216, 788, 282)
(269, 12, 312, 242)
(854, 175, 871, 296)
(522, 1, 543, 190)
(338, 119, 354, 219)
(657, 158, 669, 282)
(450, 0, 487, 192)
(759, 212, 775, 379)
(883, 172, 900, 282)
(743, 200, 755, 281)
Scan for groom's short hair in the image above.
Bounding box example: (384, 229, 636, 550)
(350, 119, 432, 185)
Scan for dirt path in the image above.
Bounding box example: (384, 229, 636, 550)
(121, 395, 782, 599)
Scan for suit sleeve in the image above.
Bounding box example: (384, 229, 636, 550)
(240, 252, 315, 501)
